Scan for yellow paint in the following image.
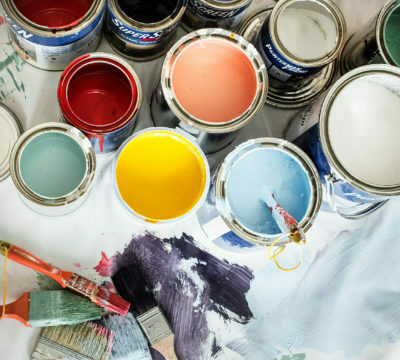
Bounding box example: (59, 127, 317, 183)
(116, 130, 207, 222)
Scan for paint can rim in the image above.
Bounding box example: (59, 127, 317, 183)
(160, 28, 268, 134)
(189, 0, 252, 11)
(112, 127, 211, 225)
(214, 137, 322, 246)
(9, 122, 96, 207)
(320, 64, 400, 196)
(58, 52, 142, 134)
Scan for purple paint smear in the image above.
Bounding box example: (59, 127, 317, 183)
(96, 232, 253, 359)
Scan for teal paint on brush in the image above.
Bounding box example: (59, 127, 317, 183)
(19, 132, 87, 198)
(384, 2, 400, 66)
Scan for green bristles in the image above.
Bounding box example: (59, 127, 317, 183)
(32, 322, 114, 360)
(29, 290, 102, 327)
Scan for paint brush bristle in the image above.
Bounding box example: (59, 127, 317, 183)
(32, 322, 114, 360)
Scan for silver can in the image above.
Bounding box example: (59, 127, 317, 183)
(10, 123, 96, 216)
(340, 0, 400, 74)
(181, 0, 252, 31)
(105, 0, 187, 60)
(150, 28, 268, 154)
(2, 0, 105, 71)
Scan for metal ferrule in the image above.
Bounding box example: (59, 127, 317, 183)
(66, 274, 99, 298)
(340, 0, 400, 74)
(32, 337, 92, 360)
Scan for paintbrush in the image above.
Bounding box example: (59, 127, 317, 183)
(264, 190, 306, 244)
(112, 265, 178, 360)
(0, 290, 102, 327)
(0, 241, 130, 315)
(31, 321, 114, 360)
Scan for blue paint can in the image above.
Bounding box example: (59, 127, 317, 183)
(255, 0, 346, 83)
(182, 0, 252, 31)
(2, 0, 105, 70)
(285, 65, 400, 219)
(196, 138, 322, 253)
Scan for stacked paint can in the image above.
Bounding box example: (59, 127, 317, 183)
(2, 0, 106, 70)
(151, 28, 268, 154)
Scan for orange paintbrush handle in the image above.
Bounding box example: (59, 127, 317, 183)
(0, 241, 72, 287)
(0, 293, 30, 327)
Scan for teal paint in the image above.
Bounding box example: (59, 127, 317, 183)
(384, 3, 400, 66)
(19, 132, 87, 198)
(279, 355, 306, 360)
(0, 49, 25, 72)
(6, 68, 20, 91)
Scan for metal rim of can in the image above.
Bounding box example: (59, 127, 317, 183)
(160, 28, 268, 134)
(58, 52, 142, 135)
(0, 104, 23, 182)
(2, 0, 106, 37)
(9, 122, 96, 208)
(376, 0, 400, 67)
(214, 137, 322, 246)
(269, 0, 347, 68)
(320, 64, 400, 197)
(190, 0, 252, 11)
(109, 0, 187, 31)
(112, 127, 211, 225)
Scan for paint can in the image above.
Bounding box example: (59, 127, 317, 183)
(284, 64, 400, 219)
(150, 28, 268, 155)
(340, 0, 400, 74)
(112, 127, 210, 224)
(248, 0, 345, 108)
(181, 0, 252, 31)
(58, 52, 142, 153)
(0, 104, 23, 181)
(105, 0, 187, 60)
(9, 122, 96, 216)
(1, 0, 106, 71)
(196, 138, 322, 253)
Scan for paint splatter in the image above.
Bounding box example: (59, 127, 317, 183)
(95, 233, 254, 359)
(74, 263, 81, 268)
(0, 48, 27, 100)
(94, 251, 112, 277)
(0, 17, 4, 26)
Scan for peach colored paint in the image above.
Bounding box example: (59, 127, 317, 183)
(171, 39, 258, 124)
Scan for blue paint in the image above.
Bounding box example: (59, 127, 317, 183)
(225, 148, 311, 236)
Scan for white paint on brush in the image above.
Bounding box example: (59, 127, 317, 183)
(277, 5, 337, 60)
(328, 73, 400, 186)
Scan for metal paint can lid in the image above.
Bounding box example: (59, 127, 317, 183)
(0, 105, 22, 181)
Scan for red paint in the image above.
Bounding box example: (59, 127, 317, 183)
(0, 16, 5, 26)
(14, 0, 93, 28)
(74, 262, 81, 268)
(94, 251, 113, 277)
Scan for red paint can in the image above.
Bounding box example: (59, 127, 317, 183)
(58, 52, 142, 153)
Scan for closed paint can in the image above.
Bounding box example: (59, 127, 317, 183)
(255, 0, 346, 85)
(0, 104, 23, 181)
(58, 53, 142, 153)
(285, 65, 400, 219)
(341, 0, 400, 74)
(105, 0, 187, 60)
(182, 0, 252, 31)
(2, 0, 105, 71)
(150, 28, 268, 154)
(196, 138, 322, 252)
(112, 128, 210, 224)
(10, 123, 96, 216)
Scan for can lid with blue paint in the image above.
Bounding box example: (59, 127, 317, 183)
(0, 104, 22, 181)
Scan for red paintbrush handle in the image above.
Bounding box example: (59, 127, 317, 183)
(0, 241, 72, 287)
(0, 293, 30, 327)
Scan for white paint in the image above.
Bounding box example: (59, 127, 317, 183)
(0, 107, 20, 179)
(277, 5, 337, 60)
(328, 73, 400, 186)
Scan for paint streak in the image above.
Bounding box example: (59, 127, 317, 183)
(0, 50, 27, 100)
(95, 233, 254, 359)
(36, 272, 63, 291)
(6, 68, 21, 91)
(74, 262, 81, 268)
(0, 17, 4, 26)
(94, 251, 112, 277)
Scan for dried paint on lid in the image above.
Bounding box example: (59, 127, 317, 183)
(0, 105, 22, 181)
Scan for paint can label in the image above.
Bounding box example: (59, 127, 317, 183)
(256, 17, 322, 82)
(106, 3, 179, 46)
(186, 0, 250, 26)
(5, 10, 104, 70)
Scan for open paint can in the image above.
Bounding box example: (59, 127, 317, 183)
(285, 64, 400, 219)
(58, 52, 142, 153)
(0, 104, 23, 181)
(2, 0, 105, 70)
(196, 138, 322, 252)
(251, 0, 346, 107)
(105, 0, 187, 60)
(150, 28, 268, 154)
(182, 0, 253, 31)
(112, 128, 210, 224)
(341, 0, 400, 74)
(10, 123, 96, 216)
